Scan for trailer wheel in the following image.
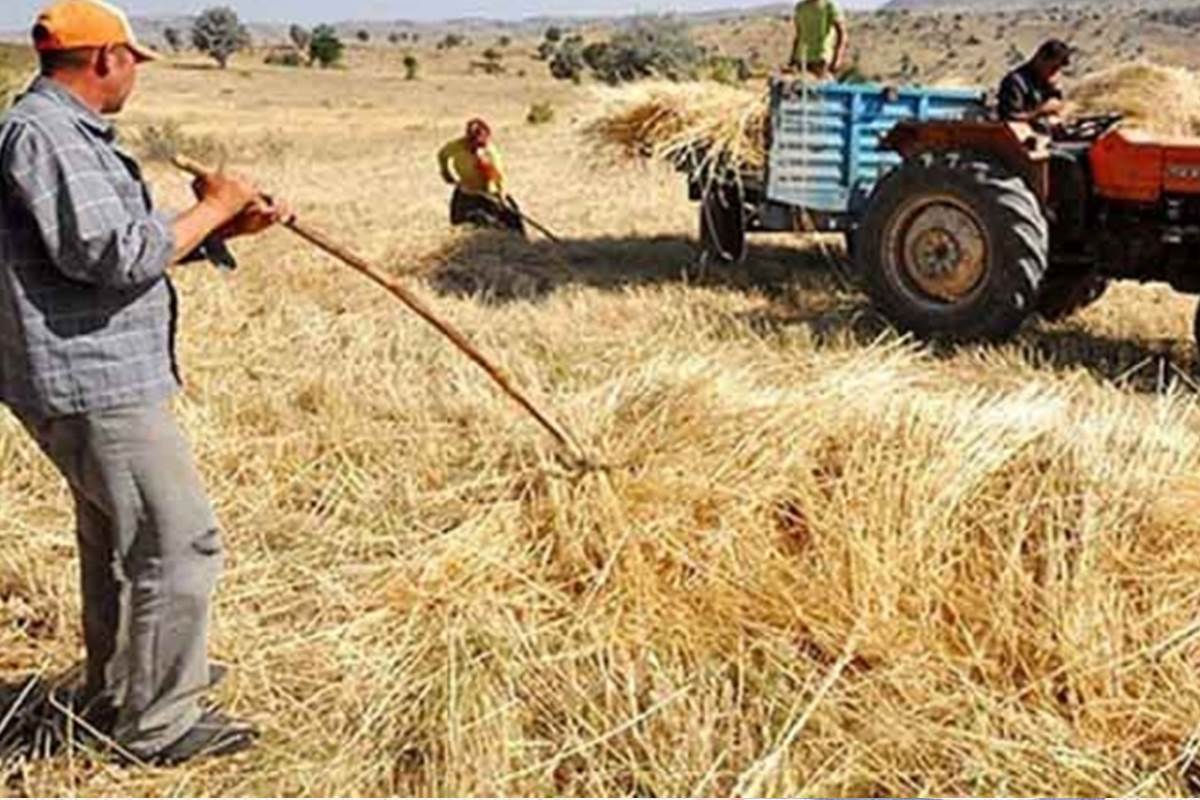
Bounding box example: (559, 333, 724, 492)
(856, 152, 1048, 341)
(1193, 300, 1200, 355)
(698, 180, 747, 266)
(1037, 271, 1109, 322)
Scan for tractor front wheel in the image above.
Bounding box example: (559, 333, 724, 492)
(698, 180, 747, 267)
(856, 153, 1049, 341)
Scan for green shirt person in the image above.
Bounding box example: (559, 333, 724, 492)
(790, 0, 849, 80)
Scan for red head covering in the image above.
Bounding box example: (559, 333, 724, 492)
(466, 118, 491, 148)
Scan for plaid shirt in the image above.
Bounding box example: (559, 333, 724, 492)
(0, 77, 180, 419)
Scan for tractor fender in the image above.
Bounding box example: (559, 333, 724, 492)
(883, 120, 1052, 203)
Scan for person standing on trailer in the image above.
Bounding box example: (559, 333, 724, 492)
(789, 0, 849, 81)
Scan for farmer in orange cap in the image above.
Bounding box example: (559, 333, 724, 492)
(437, 118, 527, 236)
(1, 0, 286, 766)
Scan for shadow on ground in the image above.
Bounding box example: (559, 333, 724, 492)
(1, 673, 61, 772)
(424, 229, 847, 303)
(738, 297, 1199, 395)
(424, 229, 1198, 395)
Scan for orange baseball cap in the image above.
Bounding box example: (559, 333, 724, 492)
(32, 0, 161, 62)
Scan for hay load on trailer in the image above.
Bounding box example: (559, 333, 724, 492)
(583, 77, 987, 268)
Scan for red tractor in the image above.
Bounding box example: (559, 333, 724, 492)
(856, 113, 1200, 343)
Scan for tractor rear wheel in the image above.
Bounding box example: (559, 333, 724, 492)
(856, 152, 1049, 341)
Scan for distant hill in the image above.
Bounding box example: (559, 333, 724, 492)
(883, 0, 1192, 8)
(0, 4, 797, 48)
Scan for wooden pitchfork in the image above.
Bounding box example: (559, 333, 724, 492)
(172, 155, 585, 464)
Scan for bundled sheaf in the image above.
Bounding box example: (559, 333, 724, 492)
(581, 63, 1200, 179)
(580, 81, 769, 174)
(1070, 62, 1200, 136)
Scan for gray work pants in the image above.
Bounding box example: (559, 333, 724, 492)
(17, 401, 221, 757)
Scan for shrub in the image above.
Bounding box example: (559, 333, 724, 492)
(265, 48, 305, 67)
(163, 27, 183, 52)
(544, 26, 564, 43)
(289, 24, 311, 52)
(471, 60, 505, 76)
(582, 41, 610, 71)
(526, 101, 554, 125)
(548, 38, 584, 83)
(601, 17, 702, 83)
(309, 25, 345, 68)
(191, 6, 250, 69)
(438, 33, 465, 50)
(403, 54, 419, 80)
(135, 120, 227, 164)
(704, 55, 750, 85)
(356, 30, 370, 43)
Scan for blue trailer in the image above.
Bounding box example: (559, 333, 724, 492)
(693, 78, 988, 266)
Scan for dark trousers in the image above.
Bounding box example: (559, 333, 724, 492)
(450, 189, 527, 237)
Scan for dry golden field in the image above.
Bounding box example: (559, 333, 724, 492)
(6, 34, 1200, 797)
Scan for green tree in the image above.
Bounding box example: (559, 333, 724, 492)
(597, 16, 701, 83)
(163, 26, 183, 52)
(549, 37, 583, 82)
(356, 29, 370, 43)
(309, 24, 345, 68)
(191, 6, 250, 69)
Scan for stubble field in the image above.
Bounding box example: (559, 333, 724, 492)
(4, 35, 1200, 797)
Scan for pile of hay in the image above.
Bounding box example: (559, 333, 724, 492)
(1071, 62, 1200, 136)
(580, 81, 768, 173)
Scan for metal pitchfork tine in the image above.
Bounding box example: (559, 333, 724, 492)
(172, 155, 592, 469)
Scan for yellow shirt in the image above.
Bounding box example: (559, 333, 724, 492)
(438, 137, 506, 195)
(792, 0, 844, 66)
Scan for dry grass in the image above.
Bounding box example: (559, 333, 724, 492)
(5, 40, 1200, 799)
(580, 81, 769, 174)
(1070, 62, 1200, 136)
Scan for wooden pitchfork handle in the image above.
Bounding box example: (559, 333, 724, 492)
(173, 155, 584, 462)
(462, 188, 563, 245)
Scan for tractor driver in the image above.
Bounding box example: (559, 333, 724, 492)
(997, 39, 1073, 127)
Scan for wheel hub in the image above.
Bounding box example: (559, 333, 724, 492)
(899, 202, 987, 303)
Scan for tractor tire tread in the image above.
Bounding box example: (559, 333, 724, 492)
(856, 151, 1049, 342)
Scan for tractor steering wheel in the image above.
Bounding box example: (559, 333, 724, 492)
(1056, 113, 1124, 142)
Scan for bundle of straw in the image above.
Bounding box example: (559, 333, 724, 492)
(580, 81, 769, 174)
(1070, 62, 1200, 137)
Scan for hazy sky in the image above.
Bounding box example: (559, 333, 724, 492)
(2, 0, 885, 28)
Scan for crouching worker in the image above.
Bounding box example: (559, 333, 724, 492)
(438, 118, 527, 237)
(1, 0, 290, 766)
